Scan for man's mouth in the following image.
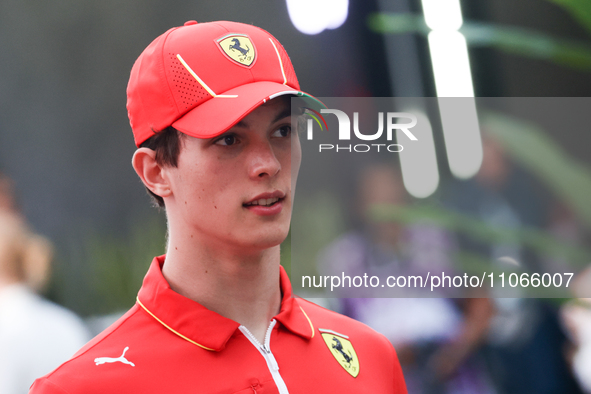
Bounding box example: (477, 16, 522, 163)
(244, 197, 281, 207)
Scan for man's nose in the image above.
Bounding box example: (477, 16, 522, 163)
(247, 141, 281, 179)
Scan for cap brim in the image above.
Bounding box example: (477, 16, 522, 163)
(172, 81, 325, 139)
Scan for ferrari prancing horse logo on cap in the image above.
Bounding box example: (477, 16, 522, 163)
(320, 330, 360, 378)
(217, 34, 256, 67)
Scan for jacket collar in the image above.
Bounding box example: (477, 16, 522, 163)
(137, 256, 314, 352)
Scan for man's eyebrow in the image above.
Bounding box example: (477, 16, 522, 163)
(233, 106, 293, 128)
(273, 107, 293, 123)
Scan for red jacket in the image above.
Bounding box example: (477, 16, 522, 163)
(30, 256, 407, 393)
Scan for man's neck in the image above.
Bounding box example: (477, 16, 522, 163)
(161, 237, 282, 344)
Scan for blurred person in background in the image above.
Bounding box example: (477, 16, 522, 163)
(0, 172, 17, 213)
(561, 266, 591, 393)
(547, 202, 591, 393)
(318, 162, 496, 394)
(443, 134, 583, 394)
(562, 266, 591, 393)
(0, 173, 90, 394)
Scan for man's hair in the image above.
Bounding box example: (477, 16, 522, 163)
(139, 126, 185, 208)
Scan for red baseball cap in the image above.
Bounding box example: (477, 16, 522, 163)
(127, 20, 322, 147)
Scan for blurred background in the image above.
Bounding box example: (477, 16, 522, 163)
(1, 0, 591, 393)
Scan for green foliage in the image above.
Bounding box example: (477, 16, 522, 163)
(368, 13, 428, 35)
(366, 2, 591, 300)
(482, 111, 591, 230)
(370, 203, 591, 268)
(545, 0, 591, 35)
(464, 22, 591, 71)
(290, 191, 346, 280)
(368, 13, 591, 71)
(81, 215, 166, 315)
(280, 234, 291, 275)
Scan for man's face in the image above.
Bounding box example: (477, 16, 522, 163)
(164, 97, 301, 252)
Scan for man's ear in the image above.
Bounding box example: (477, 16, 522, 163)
(131, 148, 172, 199)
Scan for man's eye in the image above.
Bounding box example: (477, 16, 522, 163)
(272, 126, 291, 138)
(215, 134, 238, 146)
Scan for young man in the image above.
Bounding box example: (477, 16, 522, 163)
(30, 21, 407, 393)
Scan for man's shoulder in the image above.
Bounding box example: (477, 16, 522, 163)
(29, 304, 145, 394)
(294, 298, 407, 393)
(296, 297, 394, 350)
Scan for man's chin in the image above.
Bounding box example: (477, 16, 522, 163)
(240, 231, 289, 253)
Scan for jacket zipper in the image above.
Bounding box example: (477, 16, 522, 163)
(239, 320, 289, 394)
